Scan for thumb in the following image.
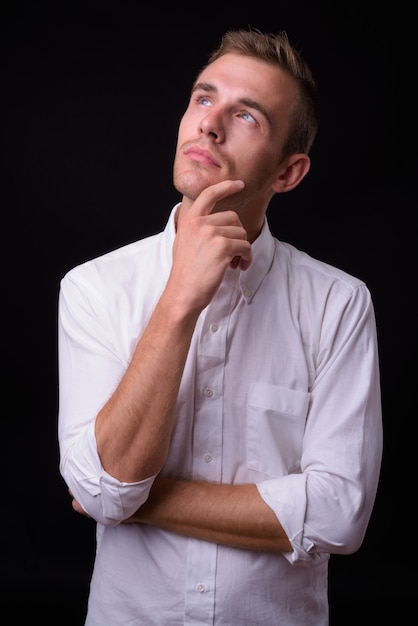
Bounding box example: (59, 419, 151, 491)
(189, 179, 245, 217)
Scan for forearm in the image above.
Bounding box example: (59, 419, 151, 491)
(127, 476, 292, 553)
(92, 183, 253, 485)
(95, 293, 199, 483)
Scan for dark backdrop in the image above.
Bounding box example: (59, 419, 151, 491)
(2, 1, 415, 623)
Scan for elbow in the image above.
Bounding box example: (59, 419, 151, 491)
(61, 461, 156, 527)
(63, 476, 123, 527)
(307, 494, 376, 557)
(331, 530, 365, 556)
(67, 486, 139, 527)
(307, 470, 380, 557)
(320, 508, 372, 556)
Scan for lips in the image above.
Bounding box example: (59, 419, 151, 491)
(183, 145, 221, 167)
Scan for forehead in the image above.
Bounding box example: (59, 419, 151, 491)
(196, 53, 298, 111)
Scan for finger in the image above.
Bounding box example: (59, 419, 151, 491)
(238, 254, 253, 271)
(229, 255, 241, 269)
(189, 179, 244, 217)
(229, 243, 253, 271)
(72, 498, 91, 517)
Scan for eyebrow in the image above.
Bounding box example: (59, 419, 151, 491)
(191, 81, 272, 125)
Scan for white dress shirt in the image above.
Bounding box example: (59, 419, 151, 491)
(58, 204, 383, 625)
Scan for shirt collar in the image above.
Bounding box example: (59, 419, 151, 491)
(238, 218, 275, 303)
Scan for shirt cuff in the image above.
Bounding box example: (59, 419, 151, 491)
(61, 421, 157, 525)
(257, 475, 329, 567)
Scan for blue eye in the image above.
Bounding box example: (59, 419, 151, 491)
(241, 111, 256, 123)
(200, 96, 212, 107)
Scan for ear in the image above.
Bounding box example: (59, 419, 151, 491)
(272, 153, 311, 193)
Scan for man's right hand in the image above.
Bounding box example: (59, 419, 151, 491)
(169, 180, 253, 315)
(94, 180, 252, 485)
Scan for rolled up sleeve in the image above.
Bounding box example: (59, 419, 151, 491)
(57, 269, 157, 525)
(258, 284, 383, 567)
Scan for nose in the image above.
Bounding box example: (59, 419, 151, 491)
(199, 110, 225, 142)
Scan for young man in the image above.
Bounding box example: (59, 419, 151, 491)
(58, 29, 383, 625)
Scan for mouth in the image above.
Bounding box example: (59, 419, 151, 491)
(183, 145, 221, 168)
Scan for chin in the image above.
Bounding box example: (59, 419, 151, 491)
(173, 169, 211, 201)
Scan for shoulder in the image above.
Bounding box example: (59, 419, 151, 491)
(59, 231, 168, 311)
(276, 239, 367, 291)
(272, 239, 375, 324)
(61, 205, 179, 293)
(64, 232, 158, 277)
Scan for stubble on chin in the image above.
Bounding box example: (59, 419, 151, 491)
(173, 164, 210, 203)
(173, 155, 247, 213)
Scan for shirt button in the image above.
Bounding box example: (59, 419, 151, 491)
(196, 583, 205, 593)
(203, 454, 212, 463)
(210, 323, 218, 332)
(204, 387, 213, 397)
(243, 288, 252, 299)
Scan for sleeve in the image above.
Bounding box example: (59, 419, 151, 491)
(257, 282, 383, 567)
(57, 269, 156, 526)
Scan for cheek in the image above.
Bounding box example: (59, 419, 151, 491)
(239, 156, 280, 196)
(250, 146, 281, 179)
(177, 110, 198, 141)
(175, 117, 186, 145)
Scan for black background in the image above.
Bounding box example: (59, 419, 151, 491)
(2, 1, 416, 623)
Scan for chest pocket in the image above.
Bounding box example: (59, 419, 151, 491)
(247, 382, 310, 477)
